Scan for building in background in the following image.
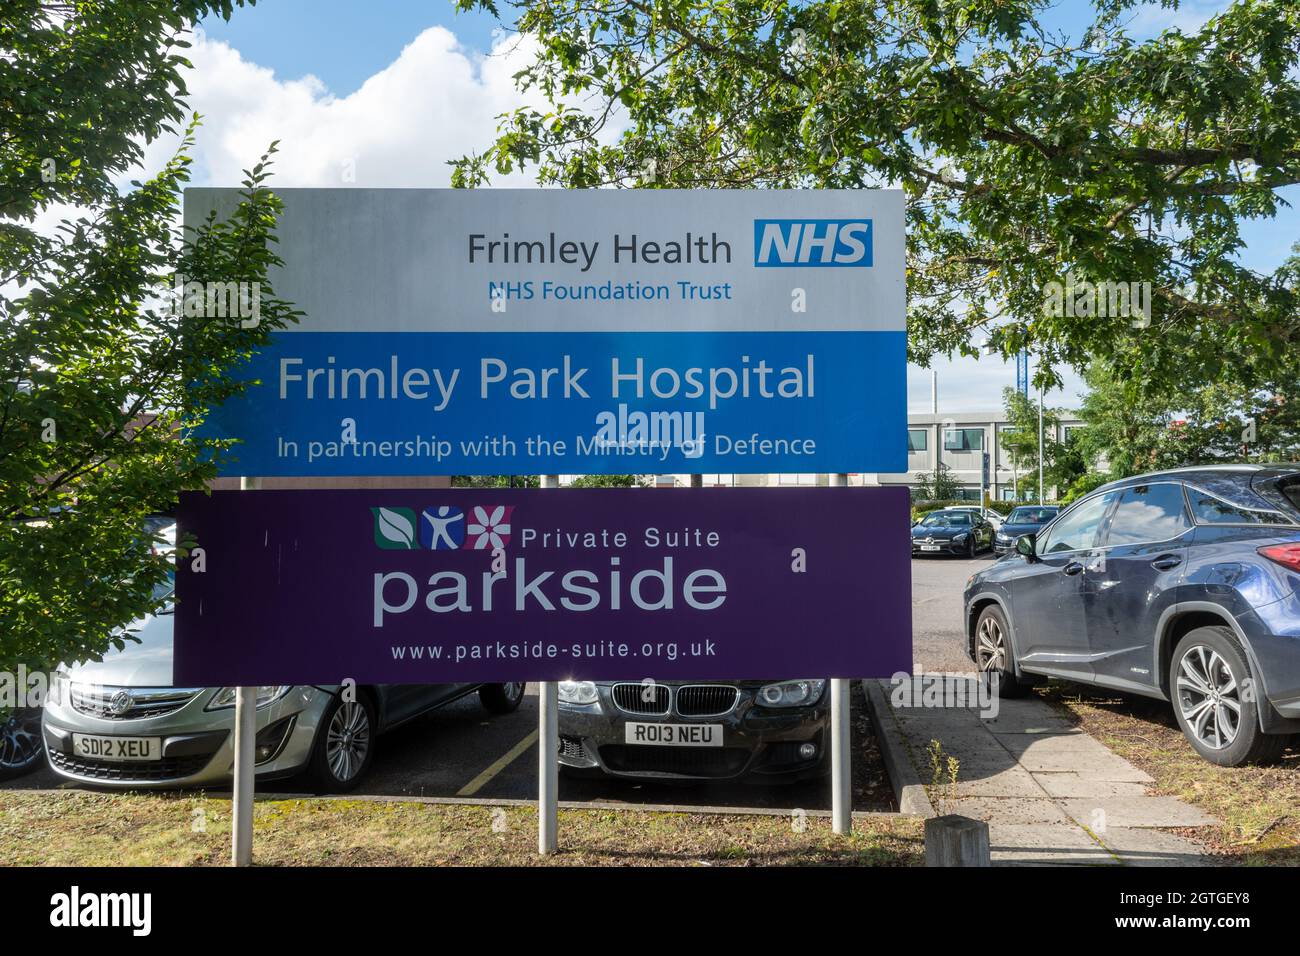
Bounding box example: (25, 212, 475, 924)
(639, 410, 1084, 501)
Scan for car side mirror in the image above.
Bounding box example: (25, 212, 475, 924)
(1015, 534, 1037, 560)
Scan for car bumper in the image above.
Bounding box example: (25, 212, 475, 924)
(42, 686, 330, 789)
(558, 685, 829, 782)
(1239, 589, 1300, 725)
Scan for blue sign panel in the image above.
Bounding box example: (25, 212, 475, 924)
(205, 329, 905, 475)
(185, 188, 906, 476)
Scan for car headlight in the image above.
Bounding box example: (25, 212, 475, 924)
(996, 533, 1011, 543)
(757, 679, 826, 708)
(953, 533, 968, 543)
(205, 686, 293, 711)
(558, 680, 599, 705)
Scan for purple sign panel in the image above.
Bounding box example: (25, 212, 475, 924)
(174, 487, 912, 685)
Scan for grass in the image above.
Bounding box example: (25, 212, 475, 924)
(0, 790, 923, 867)
(1039, 683, 1300, 866)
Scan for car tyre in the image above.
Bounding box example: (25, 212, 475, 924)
(967, 537, 977, 559)
(480, 682, 526, 714)
(0, 708, 44, 782)
(974, 605, 1031, 698)
(1170, 626, 1287, 767)
(308, 692, 377, 792)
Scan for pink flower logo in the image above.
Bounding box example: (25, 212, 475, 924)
(465, 505, 514, 550)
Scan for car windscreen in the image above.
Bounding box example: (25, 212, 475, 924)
(1008, 508, 1056, 523)
(919, 512, 972, 528)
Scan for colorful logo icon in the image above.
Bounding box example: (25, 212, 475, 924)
(372, 507, 419, 549)
(466, 505, 514, 550)
(373, 505, 515, 550)
(420, 506, 466, 550)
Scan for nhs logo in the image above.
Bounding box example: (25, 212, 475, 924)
(753, 219, 873, 267)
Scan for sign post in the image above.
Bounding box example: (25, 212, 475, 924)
(828, 473, 851, 835)
(231, 476, 260, 867)
(538, 474, 560, 855)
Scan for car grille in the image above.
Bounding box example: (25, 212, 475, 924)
(599, 745, 750, 778)
(675, 684, 739, 717)
(611, 682, 670, 715)
(69, 685, 201, 721)
(49, 749, 214, 782)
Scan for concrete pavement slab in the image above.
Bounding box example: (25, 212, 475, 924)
(949, 768, 1048, 798)
(1035, 773, 1150, 799)
(937, 796, 1072, 825)
(1098, 827, 1212, 867)
(1015, 749, 1155, 780)
(988, 823, 1119, 866)
(1060, 797, 1218, 829)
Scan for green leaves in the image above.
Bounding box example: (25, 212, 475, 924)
(0, 1, 300, 672)
(458, 0, 1300, 394)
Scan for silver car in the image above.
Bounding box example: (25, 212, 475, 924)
(43, 552, 525, 791)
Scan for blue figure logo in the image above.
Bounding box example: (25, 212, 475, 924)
(420, 506, 466, 550)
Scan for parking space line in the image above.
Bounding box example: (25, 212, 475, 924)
(456, 729, 539, 797)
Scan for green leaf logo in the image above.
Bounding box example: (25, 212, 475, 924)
(372, 507, 419, 549)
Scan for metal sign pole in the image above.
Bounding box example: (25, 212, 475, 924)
(828, 472, 851, 835)
(538, 474, 560, 855)
(232, 476, 260, 866)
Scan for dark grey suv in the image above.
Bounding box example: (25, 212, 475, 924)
(964, 465, 1300, 767)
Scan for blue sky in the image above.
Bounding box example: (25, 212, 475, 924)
(191, 0, 1296, 413)
(201, 0, 501, 96)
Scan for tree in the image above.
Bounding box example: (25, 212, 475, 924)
(999, 387, 1056, 499)
(452, 475, 541, 487)
(568, 474, 642, 487)
(914, 463, 960, 501)
(0, 1, 297, 671)
(1075, 355, 1300, 478)
(454, 0, 1300, 398)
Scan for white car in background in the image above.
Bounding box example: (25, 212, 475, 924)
(42, 524, 525, 791)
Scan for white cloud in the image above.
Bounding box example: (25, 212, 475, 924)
(143, 27, 553, 189)
(1127, 0, 1224, 37)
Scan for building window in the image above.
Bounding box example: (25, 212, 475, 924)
(778, 474, 817, 486)
(700, 474, 735, 487)
(907, 429, 928, 452)
(943, 428, 984, 452)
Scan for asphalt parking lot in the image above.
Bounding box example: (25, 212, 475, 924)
(4, 551, 994, 812)
(910, 550, 998, 672)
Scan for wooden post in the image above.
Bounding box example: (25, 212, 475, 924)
(924, 814, 991, 867)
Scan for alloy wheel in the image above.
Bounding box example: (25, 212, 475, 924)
(0, 709, 42, 772)
(975, 616, 1007, 675)
(325, 701, 372, 783)
(1176, 645, 1241, 750)
(502, 682, 524, 703)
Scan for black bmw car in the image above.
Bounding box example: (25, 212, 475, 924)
(992, 505, 1061, 555)
(556, 679, 829, 782)
(911, 508, 995, 558)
